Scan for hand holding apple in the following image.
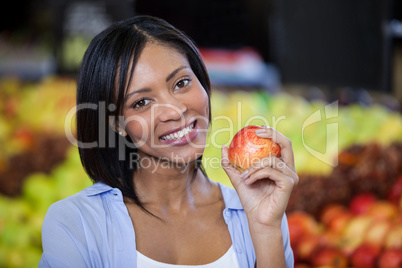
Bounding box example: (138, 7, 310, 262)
(221, 125, 298, 227)
(221, 125, 298, 267)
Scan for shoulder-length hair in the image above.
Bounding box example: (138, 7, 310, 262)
(76, 15, 211, 213)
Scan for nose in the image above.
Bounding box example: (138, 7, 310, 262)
(155, 96, 187, 122)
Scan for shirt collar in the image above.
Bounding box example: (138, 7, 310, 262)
(85, 182, 114, 196)
(218, 182, 243, 210)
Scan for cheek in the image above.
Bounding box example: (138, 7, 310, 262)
(191, 86, 210, 120)
(124, 113, 152, 144)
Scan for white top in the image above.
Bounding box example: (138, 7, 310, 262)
(136, 245, 240, 268)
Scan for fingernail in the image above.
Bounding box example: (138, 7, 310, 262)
(240, 170, 248, 179)
(255, 129, 265, 134)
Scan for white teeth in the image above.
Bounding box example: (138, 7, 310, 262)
(161, 123, 194, 141)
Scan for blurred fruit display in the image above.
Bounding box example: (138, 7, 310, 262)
(288, 181, 402, 267)
(0, 77, 92, 267)
(286, 142, 402, 267)
(0, 77, 401, 267)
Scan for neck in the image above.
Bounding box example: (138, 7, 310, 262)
(132, 153, 212, 216)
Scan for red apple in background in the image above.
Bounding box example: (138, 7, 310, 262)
(287, 211, 320, 247)
(378, 249, 402, 268)
(387, 176, 402, 205)
(321, 229, 342, 248)
(327, 210, 353, 234)
(351, 244, 381, 268)
(311, 247, 349, 268)
(349, 192, 377, 215)
(296, 234, 321, 261)
(320, 204, 352, 235)
(228, 125, 281, 171)
(320, 204, 348, 227)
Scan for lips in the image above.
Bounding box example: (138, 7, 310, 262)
(159, 120, 198, 145)
(159, 120, 196, 140)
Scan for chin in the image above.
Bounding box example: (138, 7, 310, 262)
(166, 146, 206, 166)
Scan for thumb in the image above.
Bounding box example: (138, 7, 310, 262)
(221, 145, 242, 188)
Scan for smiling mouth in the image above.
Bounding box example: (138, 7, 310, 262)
(159, 121, 197, 141)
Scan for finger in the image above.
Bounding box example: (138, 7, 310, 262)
(244, 165, 298, 191)
(255, 126, 295, 171)
(221, 145, 242, 189)
(241, 155, 294, 180)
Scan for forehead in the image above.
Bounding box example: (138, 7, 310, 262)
(135, 42, 189, 71)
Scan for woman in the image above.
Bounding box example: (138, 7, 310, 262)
(40, 15, 298, 268)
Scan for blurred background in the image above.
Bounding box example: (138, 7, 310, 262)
(1, 0, 402, 267)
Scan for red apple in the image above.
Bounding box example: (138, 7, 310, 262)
(321, 230, 342, 248)
(296, 234, 321, 261)
(349, 192, 377, 215)
(320, 204, 349, 227)
(228, 125, 281, 171)
(387, 176, 402, 206)
(287, 211, 320, 247)
(311, 247, 349, 268)
(351, 244, 381, 268)
(378, 249, 402, 268)
(327, 210, 353, 234)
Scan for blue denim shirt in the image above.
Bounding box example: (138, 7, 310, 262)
(39, 182, 294, 268)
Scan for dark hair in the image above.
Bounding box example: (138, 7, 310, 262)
(76, 15, 211, 214)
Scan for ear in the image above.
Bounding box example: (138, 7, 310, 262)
(109, 117, 127, 137)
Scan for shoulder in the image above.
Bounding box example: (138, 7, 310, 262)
(40, 183, 121, 267)
(41, 183, 116, 253)
(42, 182, 116, 230)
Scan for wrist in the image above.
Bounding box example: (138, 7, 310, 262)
(249, 223, 283, 241)
(247, 213, 283, 233)
(249, 225, 286, 268)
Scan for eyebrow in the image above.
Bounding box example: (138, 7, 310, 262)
(166, 65, 189, 82)
(125, 65, 190, 101)
(125, 88, 152, 101)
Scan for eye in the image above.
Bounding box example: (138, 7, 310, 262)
(132, 98, 150, 109)
(174, 78, 191, 90)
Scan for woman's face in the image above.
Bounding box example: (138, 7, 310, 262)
(121, 42, 209, 165)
